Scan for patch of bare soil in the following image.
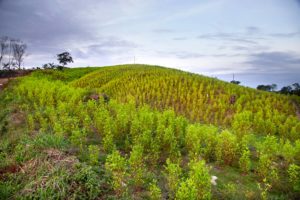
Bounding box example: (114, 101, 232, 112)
(19, 149, 79, 175)
(10, 111, 26, 126)
(0, 77, 18, 91)
(0, 149, 78, 180)
(0, 78, 10, 90)
(0, 164, 21, 179)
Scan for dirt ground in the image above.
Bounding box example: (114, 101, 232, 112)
(0, 78, 11, 91)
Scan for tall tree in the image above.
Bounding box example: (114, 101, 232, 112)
(12, 40, 27, 70)
(57, 51, 73, 69)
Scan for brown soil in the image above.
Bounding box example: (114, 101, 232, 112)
(0, 164, 21, 179)
(0, 78, 10, 90)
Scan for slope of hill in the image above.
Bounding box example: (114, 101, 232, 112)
(72, 64, 299, 141)
(0, 65, 299, 199)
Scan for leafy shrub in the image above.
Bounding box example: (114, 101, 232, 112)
(164, 158, 182, 198)
(105, 150, 128, 196)
(287, 164, 300, 192)
(175, 179, 197, 200)
(88, 145, 100, 165)
(148, 180, 162, 200)
(216, 130, 238, 166)
(239, 147, 251, 173)
(129, 144, 145, 188)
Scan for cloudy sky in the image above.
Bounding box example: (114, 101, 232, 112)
(1, 0, 300, 88)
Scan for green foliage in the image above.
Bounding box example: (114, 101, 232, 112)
(70, 129, 87, 150)
(287, 164, 300, 192)
(257, 154, 279, 188)
(280, 139, 296, 165)
(33, 133, 68, 150)
(257, 178, 271, 200)
(88, 145, 100, 165)
(175, 159, 211, 200)
(1, 65, 300, 199)
(232, 111, 253, 138)
(72, 64, 297, 140)
(185, 124, 218, 161)
(18, 163, 102, 200)
(105, 150, 128, 196)
(148, 180, 162, 200)
(188, 159, 211, 199)
(164, 158, 182, 198)
(27, 114, 35, 132)
(128, 144, 145, 188)
(256, 135, 279, 157)
(175, 179, 197, 200)
(239, 147, 251, 173)
(221, 183, 238, 200)
(216, 130, 238, 166)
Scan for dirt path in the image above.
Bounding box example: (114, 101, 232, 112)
(0, 78, 10, 91)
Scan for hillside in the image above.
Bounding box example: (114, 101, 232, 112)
(72, 64, 299, 140)
(0, 65, 300, 199)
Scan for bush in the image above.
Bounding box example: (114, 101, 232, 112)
(239, 147, 251, 173)
(105, 150, 128, 196)
(164, 158, 182, 198)
(88, 145, 100, 165)
(288, 164, 300, 192)
(148, 180, 162, 200)
(129, 144, 145, 188)
(216, 130, 237, 166)
(175, 179, 197, 200)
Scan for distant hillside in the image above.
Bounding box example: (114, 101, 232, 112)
(70, 64, 299, 141)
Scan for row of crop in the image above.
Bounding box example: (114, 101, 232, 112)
(70, 65, 299, 141)
(12, 76, 300, 199)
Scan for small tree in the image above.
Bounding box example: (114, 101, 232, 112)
(42, 63, 56, 69)
(57, 51, 73, 69)
(230, 80, 240, 85)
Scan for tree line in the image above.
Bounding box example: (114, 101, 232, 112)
(257, 83, 300, 96)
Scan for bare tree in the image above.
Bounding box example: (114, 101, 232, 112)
(0, 37, 9, 69)
(12, 40, 27, 70)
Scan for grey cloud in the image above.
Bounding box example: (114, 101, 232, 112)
(0, 0, 139, 67)
(246, 26, 261, 35)
(197, 33, 258, 44)
(153, 28, 174, 33)
(269, 32, 300, 38)
(156, 50, 204, 59)
(72, 37, 138, 60)
(88, 38, 138, 49)
(157, 50, 245, 60)
(173, 37, 188, 41)
(232, 45, 269, 52)
(244, 51, 300, 73)
(174, 52, 204, 59)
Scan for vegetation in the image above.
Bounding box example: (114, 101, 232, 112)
(0, 64, 299, 199)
